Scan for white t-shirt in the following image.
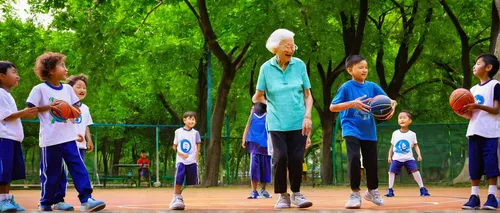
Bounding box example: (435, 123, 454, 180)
(466, 79, 500, 138)
(74, 103, 93, 150)
(26, 82, 80, 147)
(173, 127, 201, 165)
(391, 129, 417, 162)
(0, 88, 23, 142)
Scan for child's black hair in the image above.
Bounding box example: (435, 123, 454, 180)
(345, 55, 366, 69)
(476, 53, 500, 78)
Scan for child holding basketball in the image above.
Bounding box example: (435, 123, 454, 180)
(384, 111, 430, 197)
(26, 52, 105, 211)
(456, 54, 500, 210)
(169, 111, 201, 210)
(242, 102, 272, 199)
(330, 55, 396, 209)
(0, 61, 38, 211)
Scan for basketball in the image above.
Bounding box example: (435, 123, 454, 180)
(370, 95, 393, 120)
(51, 101, 81, 120)
(449, 88, 474, 113)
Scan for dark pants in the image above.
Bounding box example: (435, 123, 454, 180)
(270, 130, 306, 194)
(345, 136, 379, 191)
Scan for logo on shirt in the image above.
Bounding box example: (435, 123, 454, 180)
(74, 114, 82, 124)
(48, 97, 68, 124)
(354, 110, 371, 120)
(475, 95, 485, 105)
(180, 139, 192, 153)
(394, 139, 410, 154)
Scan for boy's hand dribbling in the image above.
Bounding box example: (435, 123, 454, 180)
(351, 95, 371, 112)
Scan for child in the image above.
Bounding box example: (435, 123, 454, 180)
(385, 111, 430, 197)
(169, 111, 201, 210)
(241, 102, 272, 199)
(53, 74, 95, 211)
(26, 52, 105, 211)
(137, 150, 150, 184)
(0, 61, 38, 211)
(457, 53, 500, 210)
(329, 55, 396, 209)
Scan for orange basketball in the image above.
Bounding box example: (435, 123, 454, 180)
(51, 101, 81, 119)
(449, 88, 474, 113)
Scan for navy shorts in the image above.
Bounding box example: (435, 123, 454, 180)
(389, 160, 418, 175)
(468, 135, 499, 179)
(175, 163, 198, 186)
(250, 153, 271, 183)
(0, 138, 26, 184)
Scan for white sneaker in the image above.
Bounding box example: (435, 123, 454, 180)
(345, 192, 362, 209)
(274, 193, 291, 209)
(169, 195, 185, 210)
(364, 189, 384, 206)
(291, 192, 312, 208)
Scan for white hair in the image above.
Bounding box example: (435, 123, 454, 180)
(266, 29, 295, 53)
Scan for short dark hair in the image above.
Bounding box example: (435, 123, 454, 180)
(66, 74, 88, 86)
(253, 102, 267, 115)
(476, 53, 500, 78)
(345, 55, 366, 69)
(0, 61, 15, 75)
(400, 110, 413, 120)
(183, 111, 197, 119)
(141, 150, 146, 153)
(34, 52, 67, 81)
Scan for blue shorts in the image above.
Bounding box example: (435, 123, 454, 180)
(250, 153, 271, 183)
(389, 160, 418, 175)
(79, 149, 85, 159)
(0, 138, 26, 184)
(468, 135, 499, 179)
(175, 163, 198, 186)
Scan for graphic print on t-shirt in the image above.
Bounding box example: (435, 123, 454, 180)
(180, 139, 192, 153)
(394, 139, 410, 154)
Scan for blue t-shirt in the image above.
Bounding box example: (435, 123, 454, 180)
(256, 56, 311, 131)
(246, 113, 268, 155)
(331, 80, 387, 141)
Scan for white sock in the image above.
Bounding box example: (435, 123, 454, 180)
(388, 173, 395, 188)
(488, 185, 497, 195)
(0, 194, 7, 201)
(412, 171, 424, 188)
(472, 186, 480, 195)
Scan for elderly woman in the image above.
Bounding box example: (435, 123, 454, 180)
(252, 29, 313, 209)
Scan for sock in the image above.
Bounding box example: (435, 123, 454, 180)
(488, 185, 497, 195)
(388, 173, 395, 188)
(0, 194, 7, 201)
(412, 171, 424, 188)
(472, 186, 479, 195)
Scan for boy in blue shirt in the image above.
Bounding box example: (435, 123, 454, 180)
(330, 55, 396, 209)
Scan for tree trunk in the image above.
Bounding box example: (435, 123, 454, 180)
(196, 44, 209, 137)
(111, 138, 125, 176)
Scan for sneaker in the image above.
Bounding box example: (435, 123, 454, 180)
(420, 187, 430, 197)
(54, 202, 75, 211)
(259, 189, 272, 198)
(482, 194, 498, 210)
(291, 192, 313, 208)
(274, 193, 291, 209)
(385, 188, 394, 197)
(248, 190, 259, 199)
(9, 195, 25, 211)
(462, 194, 480, 210)
(345, 192, 361, 209)
(364, 189, 384, 206)
(80, 198, 106, 212)
(39, 203, 52, 211)
(0, 199, 16, 212)
(169, 195, 185, 210)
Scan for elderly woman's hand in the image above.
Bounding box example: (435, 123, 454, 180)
(302, 116, 312, 136)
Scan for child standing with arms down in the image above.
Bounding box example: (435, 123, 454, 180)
(385, 111, 430, 197)
(169, 111, 201, 210)
(26, 52, 105, 211)
(0, 61, 38, 211)
(330, 55, 396, 209)
(242, 102, 272, 199)
(457, 54, 500, 210)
